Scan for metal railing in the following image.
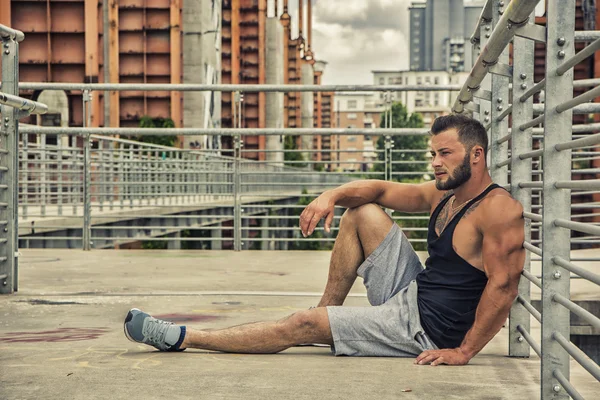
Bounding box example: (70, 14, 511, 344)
(457, 0, 600, 398)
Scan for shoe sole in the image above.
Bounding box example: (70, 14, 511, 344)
(123, 308, 141, 344)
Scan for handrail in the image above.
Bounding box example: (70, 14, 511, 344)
(0, 23, 24, 42)
(0, 92, 48, 115)
(453, 0, 541, 113)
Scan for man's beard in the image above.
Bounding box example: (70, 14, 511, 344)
(435, 153, 472, 191)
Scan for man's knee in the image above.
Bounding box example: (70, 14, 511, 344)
(341, 203, 388, 227)
(278, 309, 332, 343)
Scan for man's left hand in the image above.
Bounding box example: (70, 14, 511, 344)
(414, 348, 472, 366)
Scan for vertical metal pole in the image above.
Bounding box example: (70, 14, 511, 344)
(119, 142, 124, 209)
(479, 18, 492, 142)
(40, 133, 46, 216)
(0, 36, 19, 294)
(509, 12, 534, 358)
(82, 90, 92, 251)
(542, 1, 574, 398)
(233, 91, 242, 251)
(21, 131, 28, 219)
(489, 1, 509, 186)
(57, 130, 63, 216)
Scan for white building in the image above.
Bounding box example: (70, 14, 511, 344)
(372, 70, 469, 125)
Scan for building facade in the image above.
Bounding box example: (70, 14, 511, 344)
(409, 0, 484, 72)
(1, 0, 332, 160)
(372, 70, 469, 125)
(333, 93, 382, 172)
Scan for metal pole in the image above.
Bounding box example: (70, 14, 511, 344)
(490, 0, 509, 186)
(0, 35, 19, 294)
(103, 0, 110, 127)
(541, 1, 574, 398)
(508, 11, 534, 358)
(233, 91, 243, 251)
(478, 17, 492, 137)
(82, 90, 92, 251)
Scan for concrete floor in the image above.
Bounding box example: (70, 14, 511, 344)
(0, 249, 598, 399)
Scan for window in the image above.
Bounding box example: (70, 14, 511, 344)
(347, 113, 357, 120)
(347, 136, 357, 142)
(425, 77, 431, 84)
(395, 77, 402, 84)
(347, 100, 357, 109)
(434, 77, 439, 85)
(417, 77, 422, 85)
(379, 77, 385, 85)
(388, 77, 394, 85)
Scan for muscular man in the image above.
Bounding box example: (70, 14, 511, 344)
(124, 114, 525, 366)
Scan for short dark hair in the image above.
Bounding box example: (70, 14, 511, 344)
(430, 114, 488, 158)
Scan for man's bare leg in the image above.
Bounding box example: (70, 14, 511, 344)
(317, 204, 394, 307)
(180, 308, 332, 353)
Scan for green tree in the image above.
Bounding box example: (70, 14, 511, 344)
(136, 116, 176, 147)
(284, 135, 306, 168)
(289, 188, 337, 250)
(373, 102, 428, 180)
(375, 103, 429, 250)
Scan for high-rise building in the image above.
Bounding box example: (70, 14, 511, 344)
(409, 0, 484, 72)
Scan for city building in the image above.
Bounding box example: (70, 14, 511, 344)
(372, 70, 469, 125)
(0, 0, 333, 161)
(409, 0, 484, 72)
(333, 92, 382, 172)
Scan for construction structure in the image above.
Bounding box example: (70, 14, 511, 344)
(0, 0, 333, 159)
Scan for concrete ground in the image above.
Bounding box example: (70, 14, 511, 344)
(0, 249, 598, 400)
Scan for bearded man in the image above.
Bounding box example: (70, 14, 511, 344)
(124, 114, 525, 366)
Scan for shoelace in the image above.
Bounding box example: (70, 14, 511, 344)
(142, 317, 173, 349)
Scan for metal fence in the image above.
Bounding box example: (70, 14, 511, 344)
(2, 0, 600, 397)
(455, 1, 600, 399)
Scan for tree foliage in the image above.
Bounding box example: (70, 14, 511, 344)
(136, 116, 176, 147)
(373, 102, 428, 180)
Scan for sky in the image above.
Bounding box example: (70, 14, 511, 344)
(294, 0, 413, 85)
(310, 0, 413, 85)
(281, 0, 488, 85)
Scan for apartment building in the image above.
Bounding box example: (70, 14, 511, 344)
(372, 70, 469, 125)
(333, 92, 382, 172)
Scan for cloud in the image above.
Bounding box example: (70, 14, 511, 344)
(308, 0, 413, 85)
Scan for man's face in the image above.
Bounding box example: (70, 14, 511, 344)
(430, 129, 472, 191)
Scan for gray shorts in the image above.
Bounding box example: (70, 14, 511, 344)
(326, 224, 438, 357)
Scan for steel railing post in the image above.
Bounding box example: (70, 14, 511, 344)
(82, 90, 92, 251)
(542, 1, 575, 398)
(478, 17, 492, 133)
(509, 11, 535, 359)
(0, 34, 19, 294)
(384, 135, 392, 181)
(233, 91, 243, 251)
(489, 0, 510, 186)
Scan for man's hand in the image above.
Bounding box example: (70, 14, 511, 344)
(414, 348, 472, 366)
(299, 192, 336, 237)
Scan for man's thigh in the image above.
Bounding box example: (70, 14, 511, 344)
(326, 282, 434, 357)
(358, 224, 424, 306)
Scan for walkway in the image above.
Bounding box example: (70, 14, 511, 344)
(0, 249, 598, 399)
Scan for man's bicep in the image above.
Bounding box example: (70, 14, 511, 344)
(377, 181, 438, 213)
(482, 204, 525, 286)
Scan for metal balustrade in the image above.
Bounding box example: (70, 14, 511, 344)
(454, 0, 600, 398)
(2, 1, 600, 396)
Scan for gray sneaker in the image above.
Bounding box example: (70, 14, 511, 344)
(124, 308, 186, 351)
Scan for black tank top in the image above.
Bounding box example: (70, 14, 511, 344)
(416, 184, 501, 349)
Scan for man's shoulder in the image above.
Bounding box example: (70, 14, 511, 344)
(477, 190, 524, 228)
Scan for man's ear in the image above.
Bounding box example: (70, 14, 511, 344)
(472, 146, 484, 163)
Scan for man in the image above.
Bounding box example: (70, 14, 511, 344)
(124, 114, 525, 366)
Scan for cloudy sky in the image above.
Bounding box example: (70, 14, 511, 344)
(289, 0, 414, 85)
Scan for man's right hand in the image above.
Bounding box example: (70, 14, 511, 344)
(299, 191, 336, 237)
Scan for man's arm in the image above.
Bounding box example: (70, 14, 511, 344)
(299, 180, 440, 237)
(415, 196, 525, 366)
